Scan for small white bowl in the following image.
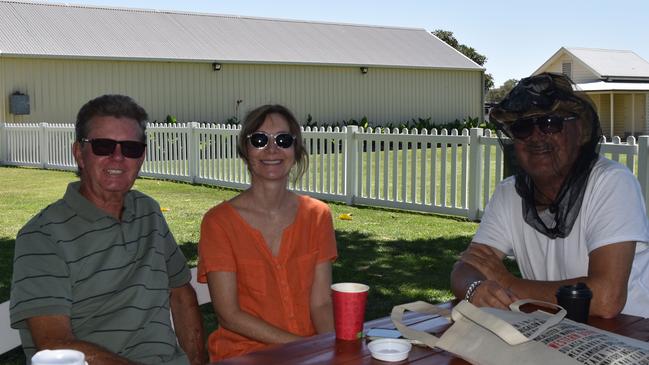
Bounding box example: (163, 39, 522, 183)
(368, 338, 412, 362)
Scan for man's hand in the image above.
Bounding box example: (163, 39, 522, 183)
(451, 243, 520, 308)
(469, 280, 519, 309)
(460, 244, 512, 285)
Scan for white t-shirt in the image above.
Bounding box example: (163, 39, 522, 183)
(474, 157, 649, 317)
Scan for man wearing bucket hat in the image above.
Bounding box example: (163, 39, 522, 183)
(450, 72, 649, 318)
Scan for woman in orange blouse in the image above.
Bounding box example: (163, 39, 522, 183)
(197, 104, 338, 361)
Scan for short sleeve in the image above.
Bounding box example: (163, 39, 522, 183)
(10, 229, 72, 328)
(197, 205, 237, 283)
(583, 166, 649, 251)
(472, 179, 516, 256)
(161, 217, 191, 288)
(140, 195, 191, 288)
(314, 203, 337, 263)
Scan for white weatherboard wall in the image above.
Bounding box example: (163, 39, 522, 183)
(0, 57, 482, 125)
(545, 54, 598, 83)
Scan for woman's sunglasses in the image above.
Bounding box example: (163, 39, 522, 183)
(247, 132, 295, 149)
(81, 138, 147, 158)
(506, 115, 577, 140)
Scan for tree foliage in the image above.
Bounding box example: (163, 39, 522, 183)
(486, 78, 518, 102)
(432, 29, 493, 89)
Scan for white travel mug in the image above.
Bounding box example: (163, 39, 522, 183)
(31, 349, 87, 365)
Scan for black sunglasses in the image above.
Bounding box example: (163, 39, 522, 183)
(81, 138, 147, 158)
(247, 132, 295, 149)
(506, 115, 577, 140)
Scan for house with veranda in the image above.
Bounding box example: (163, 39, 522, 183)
(534, 47, 649, 139)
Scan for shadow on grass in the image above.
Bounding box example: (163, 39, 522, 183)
(333, 230, 471, 320)
(0, 237, 15, 302)
(178, 241, 199, 265)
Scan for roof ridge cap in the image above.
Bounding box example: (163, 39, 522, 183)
(566, 47, 633, 53)
(0, 0, 425, 31)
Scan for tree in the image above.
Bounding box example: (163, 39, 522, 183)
(432, 30, 493, 90)
(486, 78, 519, 102)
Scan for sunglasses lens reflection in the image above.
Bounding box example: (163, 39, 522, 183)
(249, 133, 269, 148)
(275, 133, 294, 148)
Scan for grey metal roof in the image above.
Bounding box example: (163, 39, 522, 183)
(0, 0, 482, 70)
(566, 47, 649, 79)
(535, 47, 649, 80)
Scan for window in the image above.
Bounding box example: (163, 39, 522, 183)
(562, 62, 572, 79)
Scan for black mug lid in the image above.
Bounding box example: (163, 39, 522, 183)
(556, 282, 593, 299)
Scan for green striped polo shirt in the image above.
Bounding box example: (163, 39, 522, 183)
(10, 182, 191, 365)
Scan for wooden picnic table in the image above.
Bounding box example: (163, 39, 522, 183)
(213, 302, 649, 364)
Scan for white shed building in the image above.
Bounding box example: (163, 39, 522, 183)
(0, 0, 484, 125)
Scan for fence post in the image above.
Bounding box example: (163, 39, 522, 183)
(467, 127, 483, 220)
(0, 122, 6, 164)
(344, 126, 359, 205)
(188, 122, 199, 183)
(637, 135, 649, 215)
(39, 122, 49, 169)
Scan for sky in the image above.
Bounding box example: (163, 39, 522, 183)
(37, 0, 649, 88)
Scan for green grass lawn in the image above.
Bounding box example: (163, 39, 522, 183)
(0, 166, 480, 364)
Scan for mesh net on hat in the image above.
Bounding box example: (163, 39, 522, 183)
(489, 73, 602, 239)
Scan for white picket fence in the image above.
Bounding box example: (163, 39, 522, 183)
(2, 121, 649, 220)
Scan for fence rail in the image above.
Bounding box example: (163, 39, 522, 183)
(2, 122, 648, 219)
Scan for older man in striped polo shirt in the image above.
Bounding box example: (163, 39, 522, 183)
(10, 95, 206, 365)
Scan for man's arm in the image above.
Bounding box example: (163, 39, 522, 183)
(500, 242, 634, 318)
(459, 242, 636, 318)
(170, 283, 207, 365)
(309, 261, 334, 334)
(27, 315, 142, 365)
(450, 243, 519, 309)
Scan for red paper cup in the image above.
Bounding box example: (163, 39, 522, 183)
(331, 282, 370, 340)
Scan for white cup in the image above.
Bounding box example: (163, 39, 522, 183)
(31, 349, 87, 365)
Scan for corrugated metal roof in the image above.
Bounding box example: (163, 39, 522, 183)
(566, 47, 649, 79)
(0, 0, 482, 70)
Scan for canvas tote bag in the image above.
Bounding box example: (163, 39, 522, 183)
(391, 299, 649, 365)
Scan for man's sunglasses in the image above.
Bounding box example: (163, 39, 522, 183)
(81, 138, 147, 158)
(247, 132, 295, 149)
(506, 115, 577, 140)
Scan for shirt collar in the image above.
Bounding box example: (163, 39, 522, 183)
(64, 181, 136, 222)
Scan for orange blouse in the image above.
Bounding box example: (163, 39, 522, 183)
(197, 195, 338, 361)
